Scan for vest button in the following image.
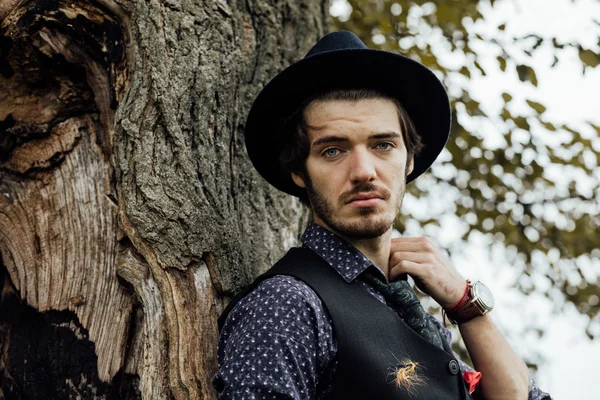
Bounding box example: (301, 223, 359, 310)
(448, 360, 460, 375)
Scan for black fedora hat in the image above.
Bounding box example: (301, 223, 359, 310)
(244, 30, 451, 197)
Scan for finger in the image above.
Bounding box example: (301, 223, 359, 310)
(389, 260, 422, 282)
(391, 237, 438, 253)
(389, 251, 431, 266)
(391, 236, 424, 243)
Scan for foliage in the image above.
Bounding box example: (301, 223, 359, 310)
(331, 0, 600, 340)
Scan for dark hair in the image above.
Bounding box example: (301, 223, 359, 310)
(279, 89, 424, 205)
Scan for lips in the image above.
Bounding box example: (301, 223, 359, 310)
(347, 193, 382, 203)
(346, 193, 383, 207)
(341, 183, 391, 207)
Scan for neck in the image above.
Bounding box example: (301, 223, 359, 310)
(313, 218, 393, 281)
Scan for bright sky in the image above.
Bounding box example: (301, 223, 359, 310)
(471, 0, 600, 125)
(331, 0, 600, 398)
(468, 2, 600, 398)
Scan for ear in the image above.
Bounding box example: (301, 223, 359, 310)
(290, 171, 307, 189)
(406, 155, 415, 176)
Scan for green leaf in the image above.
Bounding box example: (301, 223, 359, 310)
(497, 56, 507, 71)
(552, 38, 564, 49)
(514, 116, 531, 131)
(460, 66, 471, 78)
(474, 61, 486, 76)
(464, 99, 486, 117)
(542, 121, 557, 131)
(579, 48, 600, 68)
(502, 92, 512, 103)
(526, 100, 547, 114)
(516, 64, 538, 86)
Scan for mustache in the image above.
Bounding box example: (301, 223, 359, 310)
(341, 182, 391, 204)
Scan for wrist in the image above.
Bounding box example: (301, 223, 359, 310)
(438, 280, 470, 309)
(445, 280, 471, 311)
(443, 280, 495, 326)
(458, 312, 491, 327)
(432, 278, 467, 310)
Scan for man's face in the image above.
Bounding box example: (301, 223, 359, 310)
(291, 98, 414, 239)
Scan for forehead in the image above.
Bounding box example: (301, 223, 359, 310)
(304, 98, 400, 137)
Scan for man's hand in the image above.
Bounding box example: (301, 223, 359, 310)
(389, 237, 466, 309)
(390, 237, 532, 399)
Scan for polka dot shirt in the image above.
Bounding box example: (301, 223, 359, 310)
(213, 222, 551, 400)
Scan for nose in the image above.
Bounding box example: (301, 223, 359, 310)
(348, 147, 377, 184)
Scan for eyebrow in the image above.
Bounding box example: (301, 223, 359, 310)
(311, 131, 402, 147)
(370, 132, 402, 140)
(312, 136, 348, 147)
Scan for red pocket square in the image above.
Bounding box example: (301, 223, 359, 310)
(462, 371, 482, 394)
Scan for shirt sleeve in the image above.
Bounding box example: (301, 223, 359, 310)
(213, 275, 337, 400)
(427, 314, 553, 400)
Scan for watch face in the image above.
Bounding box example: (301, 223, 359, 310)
(474, 282, 495, 309)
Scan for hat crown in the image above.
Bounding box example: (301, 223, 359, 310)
(305, 31, 368, 58)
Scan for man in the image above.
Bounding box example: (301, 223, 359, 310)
(213, 31, 551, 399)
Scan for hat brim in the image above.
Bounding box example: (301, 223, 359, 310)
(245, 48, 451, 197)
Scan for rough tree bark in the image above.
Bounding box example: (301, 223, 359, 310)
(0, 0, 326, 398)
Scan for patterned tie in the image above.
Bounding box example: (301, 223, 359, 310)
(360, 269, 444, 349)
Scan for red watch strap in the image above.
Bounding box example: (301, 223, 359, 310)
(447, 280, 471, 312)
(442, 279, 478, 326)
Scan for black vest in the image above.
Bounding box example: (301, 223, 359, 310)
(219, 247, 470, 400)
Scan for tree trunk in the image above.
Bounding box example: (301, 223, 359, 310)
(0, 0, 325, 398)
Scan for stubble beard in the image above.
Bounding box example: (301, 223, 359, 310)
(306, 179, 406, 240)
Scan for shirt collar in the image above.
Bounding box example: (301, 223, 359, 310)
(300, 222, 385, 283)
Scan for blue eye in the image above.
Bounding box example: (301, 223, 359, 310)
(323, 148, 340, 157)
(376, 142, 393, 150)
